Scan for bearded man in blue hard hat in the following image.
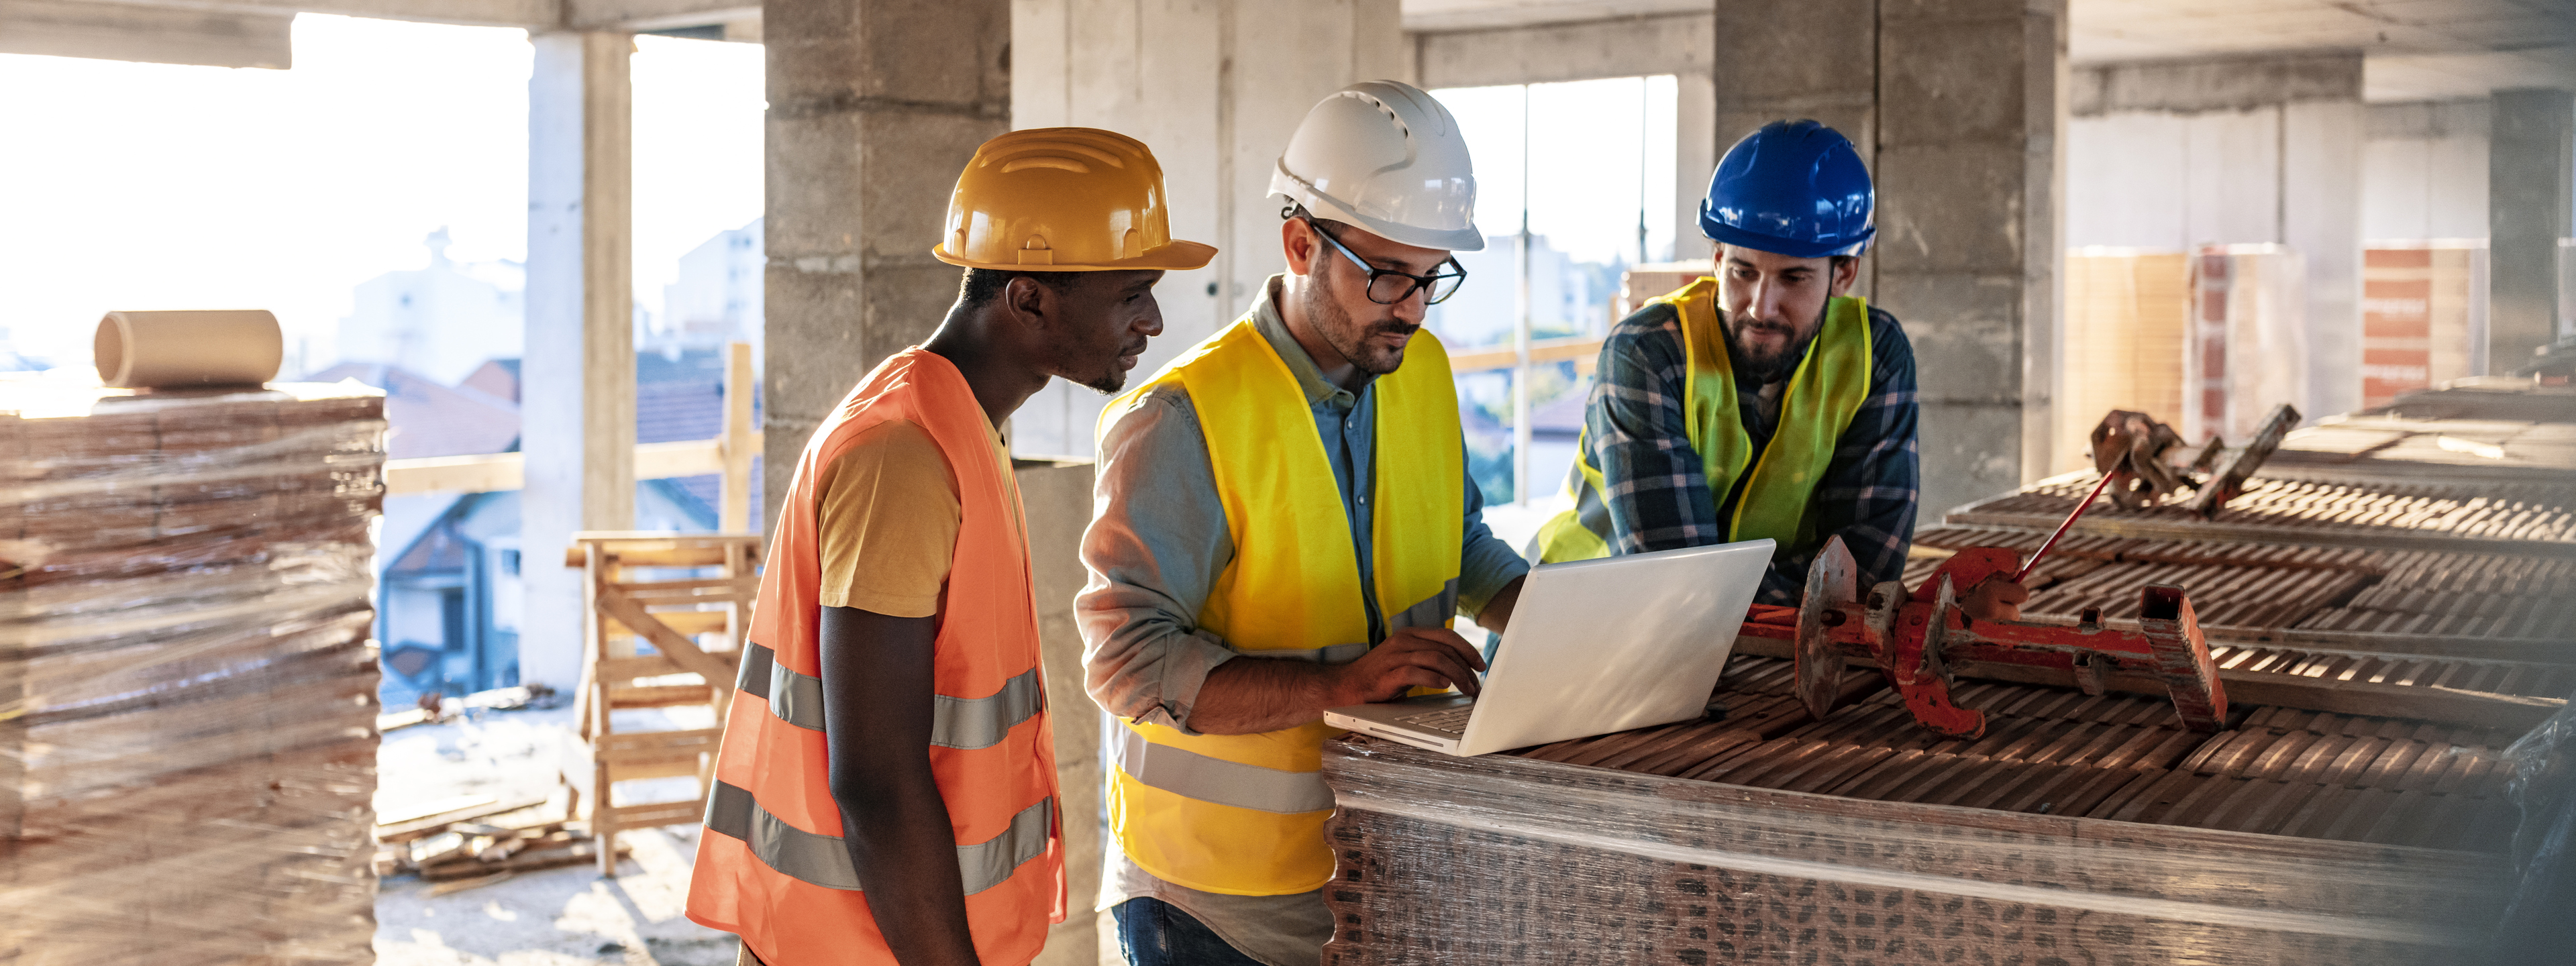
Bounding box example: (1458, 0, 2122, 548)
(1533, 119, 2024, 617)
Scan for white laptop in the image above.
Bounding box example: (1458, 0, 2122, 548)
(1323, 539, 1773, 756)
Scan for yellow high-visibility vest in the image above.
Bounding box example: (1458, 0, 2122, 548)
(1533, 278, 1873, 564)
(1095, 315, 1463, 896)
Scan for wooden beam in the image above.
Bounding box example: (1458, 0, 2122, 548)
(1449, 336, 1603, 373)
(35, 0, 556, 28)
(591, 584, 736, 688)
(719, 340, 754, 532)
(0, 0, 291, 68)
(382, 435, 758, 495)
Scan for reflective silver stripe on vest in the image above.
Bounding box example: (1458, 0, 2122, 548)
(737, 642, 776, 698)
(738, 643, 1045, 749)
(933, 667, 1045, 749)
(703, 780, 1052, 896)
(1106, 723, 1336, 814)
(1233, 641, 1370, 664)
(1385, 578, 1462, 633)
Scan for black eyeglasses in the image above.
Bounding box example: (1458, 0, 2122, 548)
(1302, 217, 1468, 306)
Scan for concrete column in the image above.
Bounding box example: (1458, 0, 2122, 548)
(1710, 0, 1879, 227)
(521, 31, 635, 692)
(2491, 88, 2575, 367)
(1712, 0, 2064, 513)
(2284, 97, 2367, 415)
(761, 0, 1010, 527)
(1673, 70, 1716, 262)
(1009, 0, 1404, 460)
(1875, 0, 2067, 511)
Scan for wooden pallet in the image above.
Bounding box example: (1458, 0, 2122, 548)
(561, 531, 760, 876)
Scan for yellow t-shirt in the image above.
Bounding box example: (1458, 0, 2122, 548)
(813, 417, 1020, 619)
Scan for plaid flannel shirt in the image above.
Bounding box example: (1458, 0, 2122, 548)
(1580, 299, 1919, 604)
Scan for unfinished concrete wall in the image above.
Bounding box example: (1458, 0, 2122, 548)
(521, 31, 636, 691)
(1013, 460, 1104, 966)
(2066, 52, 2365, 421)
(1007, 0, 1404, 460)
(1714, 0, 2065, 516)
(759, 0, 1009, 516)
(2364, 100, 2492, 241)
(2491, 88, 2575, 362)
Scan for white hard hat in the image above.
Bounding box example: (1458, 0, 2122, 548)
(1268, 80, 1484, 252)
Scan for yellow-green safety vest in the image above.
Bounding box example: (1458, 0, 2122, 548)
(1533, 278, 1873, 564)
(1094, 314, 1464, 896)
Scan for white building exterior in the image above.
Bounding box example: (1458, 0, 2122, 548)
(656, 217, 764, 363)
(333, 229, 525, 385)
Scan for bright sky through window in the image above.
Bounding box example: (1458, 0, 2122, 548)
(1432, 76, 1679, 265)
(0, 15, 762, 370)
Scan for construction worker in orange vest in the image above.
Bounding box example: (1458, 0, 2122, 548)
(686, 127, 1215, 966)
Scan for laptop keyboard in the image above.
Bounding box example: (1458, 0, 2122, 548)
(1398, 706, 1474, 735)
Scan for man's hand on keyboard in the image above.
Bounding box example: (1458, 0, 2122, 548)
(1326, 627, 1488, 705)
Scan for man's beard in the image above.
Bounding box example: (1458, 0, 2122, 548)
(1721, 305, 1827, 385)
(1304, 280, 1412, 376)
(1078, 370, 1126, 394)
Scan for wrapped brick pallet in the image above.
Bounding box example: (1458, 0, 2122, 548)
(0, 382, 386, 965)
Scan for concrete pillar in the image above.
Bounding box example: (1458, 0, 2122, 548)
(1674, 70, 1716, 263)
(1008, 0, 1404, 460)
(760, 0, 1010, 527)
(1712, 0, 2065, 514)
(1877, 0, 2067, 510)
(521, 31, 635, 691)
(2491, 88, 2575, 368)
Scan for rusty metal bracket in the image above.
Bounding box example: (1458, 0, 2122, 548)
(1773, 535, 2236, 737)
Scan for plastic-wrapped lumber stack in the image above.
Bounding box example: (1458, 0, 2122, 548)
(0, 382, 386, 965)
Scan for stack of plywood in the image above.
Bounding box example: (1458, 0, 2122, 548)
(2057, 249, 2189, 473)
(0, 382, 386, 965)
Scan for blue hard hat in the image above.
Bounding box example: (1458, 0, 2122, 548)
(1698, 120, 1875, 258)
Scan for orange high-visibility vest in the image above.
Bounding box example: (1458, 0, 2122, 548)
(686, 347, 1064, 966)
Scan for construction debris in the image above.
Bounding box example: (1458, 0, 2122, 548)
(376, 682, 564, 733)
(372, 812, 628, 883)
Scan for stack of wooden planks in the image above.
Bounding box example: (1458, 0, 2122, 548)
(0, 382, 385, 965)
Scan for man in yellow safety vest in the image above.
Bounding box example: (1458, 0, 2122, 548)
(1529, 120, 2028, 619)
(1074, 80, 1531, 966)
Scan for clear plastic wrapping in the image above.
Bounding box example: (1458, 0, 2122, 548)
(0, 382, 387, 965)
(1320, 734, 2512, 966)
(2486, 698, 2576, 963)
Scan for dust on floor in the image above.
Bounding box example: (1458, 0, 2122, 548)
(375, 703, 739, 965)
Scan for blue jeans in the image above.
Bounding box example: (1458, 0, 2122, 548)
(1111, 898, 1266, 966)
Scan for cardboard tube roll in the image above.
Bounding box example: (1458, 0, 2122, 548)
(95, 310, 283, 388)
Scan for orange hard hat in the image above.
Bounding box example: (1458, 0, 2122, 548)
(933, 127, 1216, 272)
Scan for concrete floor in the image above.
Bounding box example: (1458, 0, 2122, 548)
(374, 704, 740, 966)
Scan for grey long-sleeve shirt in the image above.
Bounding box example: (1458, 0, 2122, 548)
(1077, 276, 1530, 736)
